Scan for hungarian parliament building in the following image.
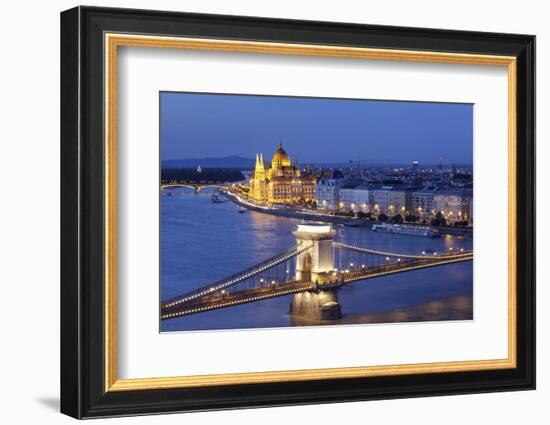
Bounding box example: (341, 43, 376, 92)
(249, 143, 316, 204)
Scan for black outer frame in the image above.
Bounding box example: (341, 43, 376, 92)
(60, 5, 535, 419)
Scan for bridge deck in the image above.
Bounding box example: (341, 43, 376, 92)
(161, 252, 473, 320)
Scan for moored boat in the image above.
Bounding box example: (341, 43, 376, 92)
(371, 222, 439, 238)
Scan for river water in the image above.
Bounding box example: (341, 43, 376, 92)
(160, 189, 473, 332)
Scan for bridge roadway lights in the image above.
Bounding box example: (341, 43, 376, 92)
(290, 289, 342, 321)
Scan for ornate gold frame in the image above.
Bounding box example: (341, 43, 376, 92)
(104, 33, 517, 392)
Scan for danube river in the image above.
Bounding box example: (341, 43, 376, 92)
(160, 189, 473, 332)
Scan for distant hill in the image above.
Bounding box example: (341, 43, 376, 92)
(162, 156, 255, 169)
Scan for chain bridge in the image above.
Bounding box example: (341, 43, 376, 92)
(161, 224, 473, 321)
(161, 183, 222, 193)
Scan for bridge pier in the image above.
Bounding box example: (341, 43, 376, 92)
(290, 289, 342, 321)
(291, 224, 342, 321)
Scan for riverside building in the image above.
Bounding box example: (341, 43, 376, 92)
(249, 143, 316, 204)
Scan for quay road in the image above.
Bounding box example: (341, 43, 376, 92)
(222, 188, 367, 226)
(221, 187, 473, 236)
(161, 250, 473, 320)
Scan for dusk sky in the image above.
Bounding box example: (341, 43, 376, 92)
(160, 92, 473, 165)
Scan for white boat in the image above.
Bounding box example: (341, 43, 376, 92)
(372, 222, 439, 238)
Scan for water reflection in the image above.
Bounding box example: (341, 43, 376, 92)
(291, 295, 472, 326)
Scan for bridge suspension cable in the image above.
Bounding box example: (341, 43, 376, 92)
(162, 241, 313, 308)
(333, 242, 473, 260)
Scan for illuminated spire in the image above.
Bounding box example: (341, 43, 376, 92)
(255, 153, 265, 178)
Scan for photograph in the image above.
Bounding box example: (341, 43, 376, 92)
(159, 92, 474, 332)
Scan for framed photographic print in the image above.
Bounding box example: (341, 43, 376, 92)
(60, 6, 535, 419)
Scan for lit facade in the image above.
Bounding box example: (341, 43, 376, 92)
(339, 188, 370, 212)
(387, 190, 411, 216)
(412, 190, 436, 217)
(372, 189, 390, 214)
(316, 178, 340, 210)
(372, 188, 411, 216)
(249, 143, 316, 204)
(434, 191, 472, 223)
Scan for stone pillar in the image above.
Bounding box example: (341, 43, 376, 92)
(293, 224, 336, 283)
(291, 224, 342, 321)
(295, 251, 312, 282)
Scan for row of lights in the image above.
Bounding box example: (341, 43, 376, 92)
(334, 242, 429, 260)
(162, 285, 312, 319)
(163, 243, 313, 308)
(340, 255, 472, 286)
(259, 278, 280, 285)
(329, 257, 402, 280)
(334, 242, 470, 263)
(420, 247, 466, 256)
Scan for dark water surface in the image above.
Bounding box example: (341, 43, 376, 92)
(160, 189, 473, 332)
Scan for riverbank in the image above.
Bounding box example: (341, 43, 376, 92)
(222, 190, 473, 237)
(222, 190, 366, 226)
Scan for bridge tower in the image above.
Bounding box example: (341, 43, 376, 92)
(293, 224, 336, 282)
(291, 224, 342, 321)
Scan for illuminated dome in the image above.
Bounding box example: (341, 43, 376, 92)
(271, 142, 291, 168)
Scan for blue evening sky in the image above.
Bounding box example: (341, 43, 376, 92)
(160, 92, 473, 165)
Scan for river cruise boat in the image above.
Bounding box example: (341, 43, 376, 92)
(371, 222, 439, 238)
